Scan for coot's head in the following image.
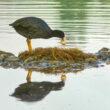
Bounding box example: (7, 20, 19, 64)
(51, 30, 66, 45)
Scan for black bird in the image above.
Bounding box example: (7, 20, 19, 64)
(10, 17, 66, 51)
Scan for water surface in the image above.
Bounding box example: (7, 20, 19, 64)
(0, 0, 110, 55)
(0, 0, 110, 110)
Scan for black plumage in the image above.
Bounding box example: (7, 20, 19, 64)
(10, 17, 64, 39)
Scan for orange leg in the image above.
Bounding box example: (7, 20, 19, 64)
(26, 38, 32, 51)
(27, 70, 33, 83)
(61, 75, 66, 83)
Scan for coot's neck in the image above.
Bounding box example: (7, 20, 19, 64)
(51, 30, 61, 38)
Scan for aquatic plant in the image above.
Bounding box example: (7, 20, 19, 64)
(18, 47, 97, 63)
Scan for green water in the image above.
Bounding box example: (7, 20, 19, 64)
(0, 0, 110, 110)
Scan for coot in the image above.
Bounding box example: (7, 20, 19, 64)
(10, 17, 66, 51)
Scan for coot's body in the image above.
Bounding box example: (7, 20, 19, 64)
(10, 17, 52, 39)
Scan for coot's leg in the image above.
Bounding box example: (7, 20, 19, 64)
(26, 38, 32, 51)
(27, 70, 33, 83)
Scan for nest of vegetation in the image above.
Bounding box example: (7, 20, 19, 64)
(18, 48, 98, 63)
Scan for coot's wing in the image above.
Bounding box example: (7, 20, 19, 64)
(27, 18, 52, 39)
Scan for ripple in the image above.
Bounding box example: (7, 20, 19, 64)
(0, 0, 110, 53)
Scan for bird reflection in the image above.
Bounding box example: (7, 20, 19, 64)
(11, 70, 66, 102)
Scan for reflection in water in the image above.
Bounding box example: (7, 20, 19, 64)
(26, 70, 66, 83)
(55, 0, 87, 42)
(11, 81, 64, 102)
(11, 70, 66, 102)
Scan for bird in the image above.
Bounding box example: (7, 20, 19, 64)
(9, 17, 66, 51)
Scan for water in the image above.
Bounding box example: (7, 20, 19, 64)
(0, 0, 110, 110)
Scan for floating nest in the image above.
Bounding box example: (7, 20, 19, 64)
(1, 47, 110, 74)
(18, 47, 98, 63)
